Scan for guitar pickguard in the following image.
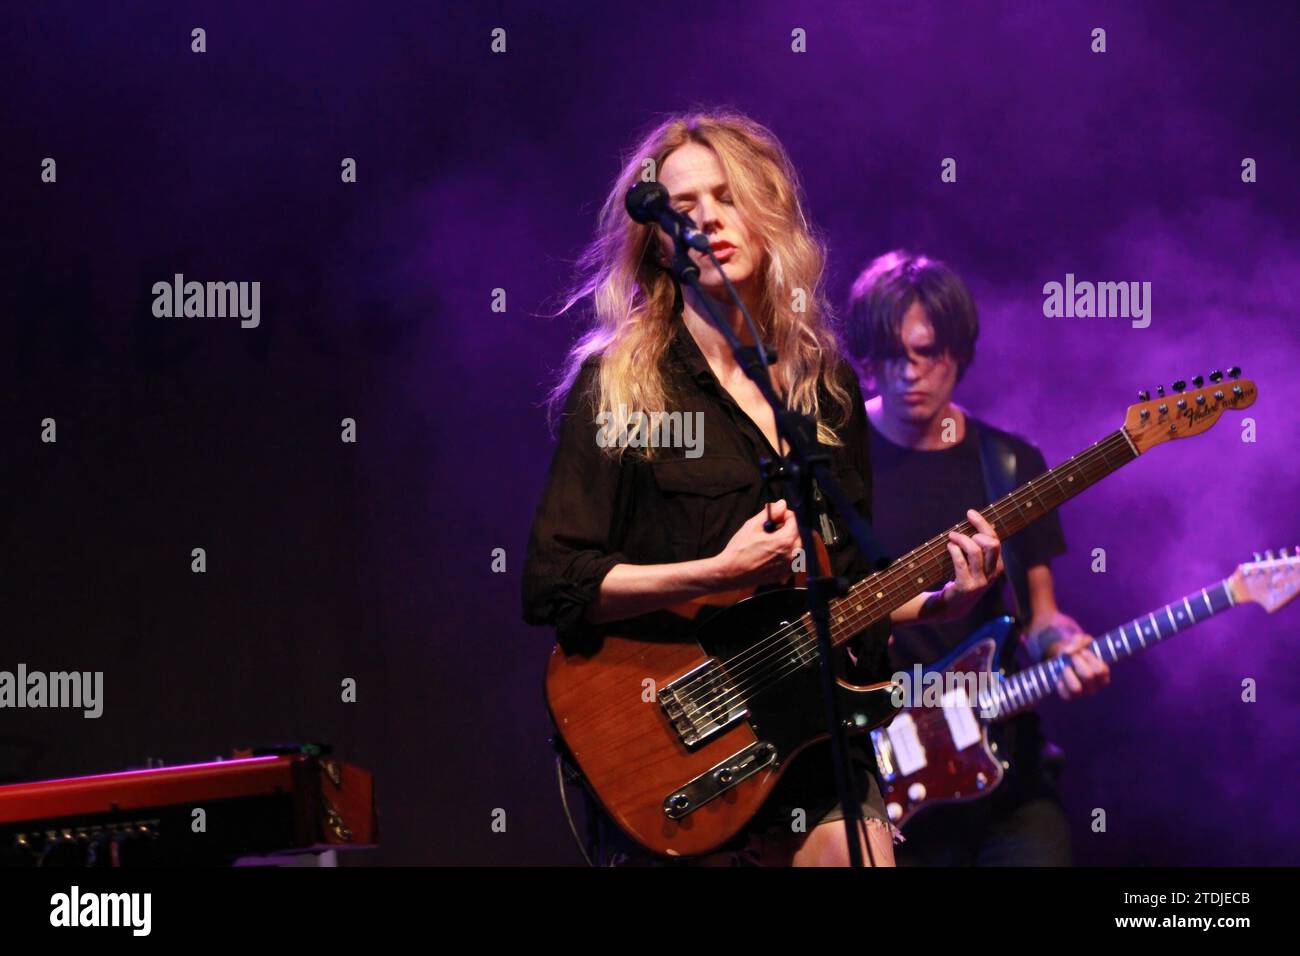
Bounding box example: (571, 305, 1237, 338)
(626, 587, 900, 823)
(873, 617, 1015, 828)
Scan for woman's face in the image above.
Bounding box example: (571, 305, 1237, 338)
(657, 142, 763, 298)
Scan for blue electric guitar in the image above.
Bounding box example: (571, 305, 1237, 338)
(871, 549, 1300, 828)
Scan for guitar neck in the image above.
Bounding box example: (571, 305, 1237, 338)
(827, 428, 1138, 648)
(991, 579, 1237, 720)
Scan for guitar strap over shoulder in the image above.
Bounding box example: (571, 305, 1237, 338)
(973, 419, 1030, 624)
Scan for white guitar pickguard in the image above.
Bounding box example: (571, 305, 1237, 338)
(940, 686, 982, 750)
(886, 712, 927, 775)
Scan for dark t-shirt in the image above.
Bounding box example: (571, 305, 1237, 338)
(868, 414, 1072, 831)
(867, 415, 1067, 672)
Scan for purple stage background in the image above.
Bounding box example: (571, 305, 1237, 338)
(4, 2, 1298, 865)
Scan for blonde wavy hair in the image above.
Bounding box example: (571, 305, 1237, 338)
(550, 109, 852, 456)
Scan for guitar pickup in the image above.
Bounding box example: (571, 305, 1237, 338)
(659, 660, 749, 748)
(883, 712, 927, 775)
(662, 741, 777, 820)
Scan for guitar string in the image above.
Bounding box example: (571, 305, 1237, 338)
(623, 389, 1249, 739)
(999, 596, 1175, 718)
(668, 433, 1133, 729)
(670, 402, 1269, 715)
(874, 575, 1242, 729)
(890, 581, 1252, 814)
(668, 432, 1130, 726)
(668, 429, 1130, 706)
(994, 579, 1235, 718)
(579, 426, 1216, 780)
(681, 572, 1248, 749)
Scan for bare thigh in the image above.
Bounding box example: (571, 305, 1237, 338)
(791, 818, 897, 867)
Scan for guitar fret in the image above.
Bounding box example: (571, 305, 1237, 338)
(828, 431, 1139, 650)
(971, 576, 1247, 750)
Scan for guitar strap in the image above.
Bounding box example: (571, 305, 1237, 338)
(974, 419, 1070, 781)
(973, 419, 1030, 624)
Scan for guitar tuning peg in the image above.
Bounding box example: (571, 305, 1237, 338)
(1253, 552, 1262, 562)
(1172, 379, 1187, 393)
(1156, 385, 1165, 397)
(1228, 366, 1242, 379)
(1138, 389, 1150, 401)
(1266, 550, 1275, 560)
(1209, 370, 1224, 383)
(1192, 375, 1204, 388)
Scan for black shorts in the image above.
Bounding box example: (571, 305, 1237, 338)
(591, 741, 892, 866)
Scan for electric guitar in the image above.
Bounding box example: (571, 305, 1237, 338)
(873, 549, 1300, 829)
(546, 371, 1256, 856)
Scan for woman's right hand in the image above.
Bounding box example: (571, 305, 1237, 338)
(715, 499, 802, 588)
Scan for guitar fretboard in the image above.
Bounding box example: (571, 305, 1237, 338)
(822, 429, 1138, 649)
(989, 579, 1236, 720)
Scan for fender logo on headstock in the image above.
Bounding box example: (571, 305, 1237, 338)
(1125, 370, 1256, 452)
(1177, 399, 1226, 430)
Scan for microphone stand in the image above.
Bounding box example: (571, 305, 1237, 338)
(666, 236, 887, 867)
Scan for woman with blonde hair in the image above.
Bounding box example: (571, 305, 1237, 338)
(522, 110, 1003, 866)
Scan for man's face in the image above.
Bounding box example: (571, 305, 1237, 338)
(874, 302, 960, 423)
(657, 142, 763, 296)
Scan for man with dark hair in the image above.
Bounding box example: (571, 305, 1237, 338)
(845, 250, 1110, 866)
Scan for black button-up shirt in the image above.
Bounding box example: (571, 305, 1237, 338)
(522, 307, 894, 838)
(522, 308, 882, 672)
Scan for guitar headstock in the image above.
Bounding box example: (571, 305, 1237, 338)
(1228, 548, 1300, 612)
(1124, 368, 1257, 454)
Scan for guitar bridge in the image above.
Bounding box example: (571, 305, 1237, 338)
(663, 741, 777, 819)
(659, 660, 749, 748)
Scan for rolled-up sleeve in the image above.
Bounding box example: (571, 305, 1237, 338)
(521, 361, 627, 644)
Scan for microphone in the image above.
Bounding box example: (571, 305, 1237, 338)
(624, 181, 712, 253)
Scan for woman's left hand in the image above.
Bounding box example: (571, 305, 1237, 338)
(935, 509, 1004, 620)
